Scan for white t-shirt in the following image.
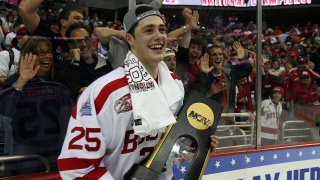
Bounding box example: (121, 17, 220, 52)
(0, 47, 20, 77)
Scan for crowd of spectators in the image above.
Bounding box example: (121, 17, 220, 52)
(0, 0, 319, 176)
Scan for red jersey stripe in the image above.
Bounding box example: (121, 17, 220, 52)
(170, 73, 180, 80)
(71, 104, 77, 119)
(75, 168, 107, 180)
(58, 157, 104, 171)
(94, 77, 128, 114)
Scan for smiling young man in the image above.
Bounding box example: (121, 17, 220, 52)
(194, 42, 253, 115)
(58, 4, 217, 180)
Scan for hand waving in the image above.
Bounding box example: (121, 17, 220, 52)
(19, 53, 40, 82)
(200, 53, 214, 73)
(182, 8, 193, 23)
(232, 41, 245, 60)
(189, 10, 200, 31)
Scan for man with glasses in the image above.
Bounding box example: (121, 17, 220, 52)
(18, 1, 85, 62)
(64, 22, 112, 99)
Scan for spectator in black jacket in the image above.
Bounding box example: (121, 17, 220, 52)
(64, 22, 113, 98)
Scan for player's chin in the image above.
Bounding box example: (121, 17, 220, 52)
(154, 54, 164, 62)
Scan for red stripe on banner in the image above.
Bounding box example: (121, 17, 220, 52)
(171, 73, 181, 80)
(75, 168, 107, 180)
(71, 104, 77, 119)
(94, 77, 128, 114)
(57, 157, 103, 171)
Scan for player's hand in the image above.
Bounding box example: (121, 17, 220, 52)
(210, 135, 219, 153)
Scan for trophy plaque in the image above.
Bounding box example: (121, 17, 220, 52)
(125, 90, 223, 180)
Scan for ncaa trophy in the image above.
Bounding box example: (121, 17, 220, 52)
(125, 90, 223, 180)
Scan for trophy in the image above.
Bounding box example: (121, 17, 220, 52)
(125, 90, 222, 180)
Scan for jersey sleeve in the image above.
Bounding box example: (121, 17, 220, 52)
(57, 83, 115, 180)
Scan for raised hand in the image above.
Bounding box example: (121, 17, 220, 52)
(189, 10, 200, 31)
(182, 8, 192, 23)
(19, 53, 40, 81)
(13, 53, 40, 91)
(232, 41, 245, 60)
(200, 53, 214, 73)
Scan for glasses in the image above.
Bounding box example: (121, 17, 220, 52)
(70, 36, 92, 46)
(33, 50, 52, 56)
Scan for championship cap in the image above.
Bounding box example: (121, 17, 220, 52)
(123, 4, 162, 33)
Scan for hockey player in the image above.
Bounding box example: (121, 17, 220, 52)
(57, 4, 218, 180)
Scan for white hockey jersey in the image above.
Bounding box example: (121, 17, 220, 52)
(58, 67, 184, 180)
(261, 99, 282, 140)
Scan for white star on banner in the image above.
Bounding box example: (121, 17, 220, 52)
(273, 154, 278, 160)
(260, 155, 264, 162)
(180, 166, 186, 174)
(215, 161, 221, 168)
(299, 151, 303, 157)
(312, 150, 316, 156)
(286, 152, 291, 158)
(245, 156, 251, 164)
(231, 159, 236, 166)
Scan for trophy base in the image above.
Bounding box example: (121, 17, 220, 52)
(124, 164, 161, 180)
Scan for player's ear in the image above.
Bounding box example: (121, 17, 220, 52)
(126, 33, 135, 49)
